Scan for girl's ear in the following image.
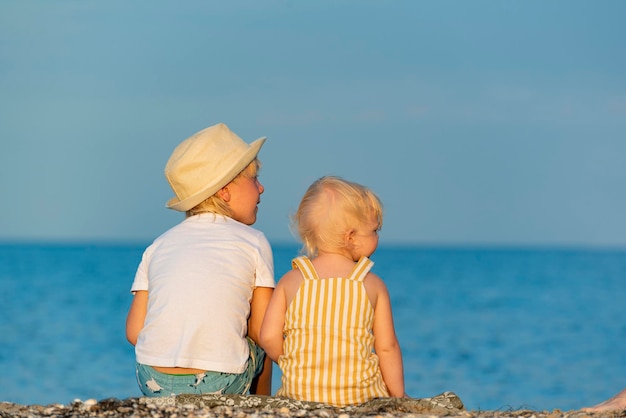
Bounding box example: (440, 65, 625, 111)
(344, 229, 356, 249)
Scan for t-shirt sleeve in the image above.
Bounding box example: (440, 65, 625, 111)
(254, 233, 275, 288)
(130, 247, 151, 293)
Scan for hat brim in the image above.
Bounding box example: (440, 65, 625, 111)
(166, 136, 266, 212)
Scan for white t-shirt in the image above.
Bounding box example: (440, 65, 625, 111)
(131, 213, 275, 373)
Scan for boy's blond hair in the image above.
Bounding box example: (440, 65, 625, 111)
(293, 176, 383, 257)
(186, 159, 261, 218)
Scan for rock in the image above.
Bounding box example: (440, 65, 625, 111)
(0, 394, 624, 418)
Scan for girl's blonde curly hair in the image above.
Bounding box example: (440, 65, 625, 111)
(292, 176, 383, 257)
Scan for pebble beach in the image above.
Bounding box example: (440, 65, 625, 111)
(1, 394, 625, 418)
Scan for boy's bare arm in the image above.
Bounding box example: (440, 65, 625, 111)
(249, 354, 273, 395)
(126, 290, 148, 346)
(248, 287, 274, 344)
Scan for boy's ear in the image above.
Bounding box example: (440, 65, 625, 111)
(217, 186, 230, 202)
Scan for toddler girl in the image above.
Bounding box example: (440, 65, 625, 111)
(260, 176, 405, 406)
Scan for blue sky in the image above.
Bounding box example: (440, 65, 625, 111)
(1, 1, 625, 247)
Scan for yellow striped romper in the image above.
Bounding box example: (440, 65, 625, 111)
(277, 256, 389, 406)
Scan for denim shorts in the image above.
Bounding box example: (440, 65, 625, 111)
(136, 338, 266, 397)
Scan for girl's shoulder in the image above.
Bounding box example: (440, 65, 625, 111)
(363, 270, 384, 284)
(276, 268, 304, 289)
(362, 271, 389, 295)
(276, 268, 305, 306)
(280, 267, 303, 281)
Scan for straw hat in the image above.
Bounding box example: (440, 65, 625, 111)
(164, 123, 266, 212)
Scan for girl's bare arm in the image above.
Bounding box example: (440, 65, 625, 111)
(259, 281, 288, 362)
(372, 281, 405, 397)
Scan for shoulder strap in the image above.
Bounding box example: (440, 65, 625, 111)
(291, 256, 320, 280)
(349, 256, 374, 282)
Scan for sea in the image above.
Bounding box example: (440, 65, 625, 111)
(1, 242, 625, 411)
